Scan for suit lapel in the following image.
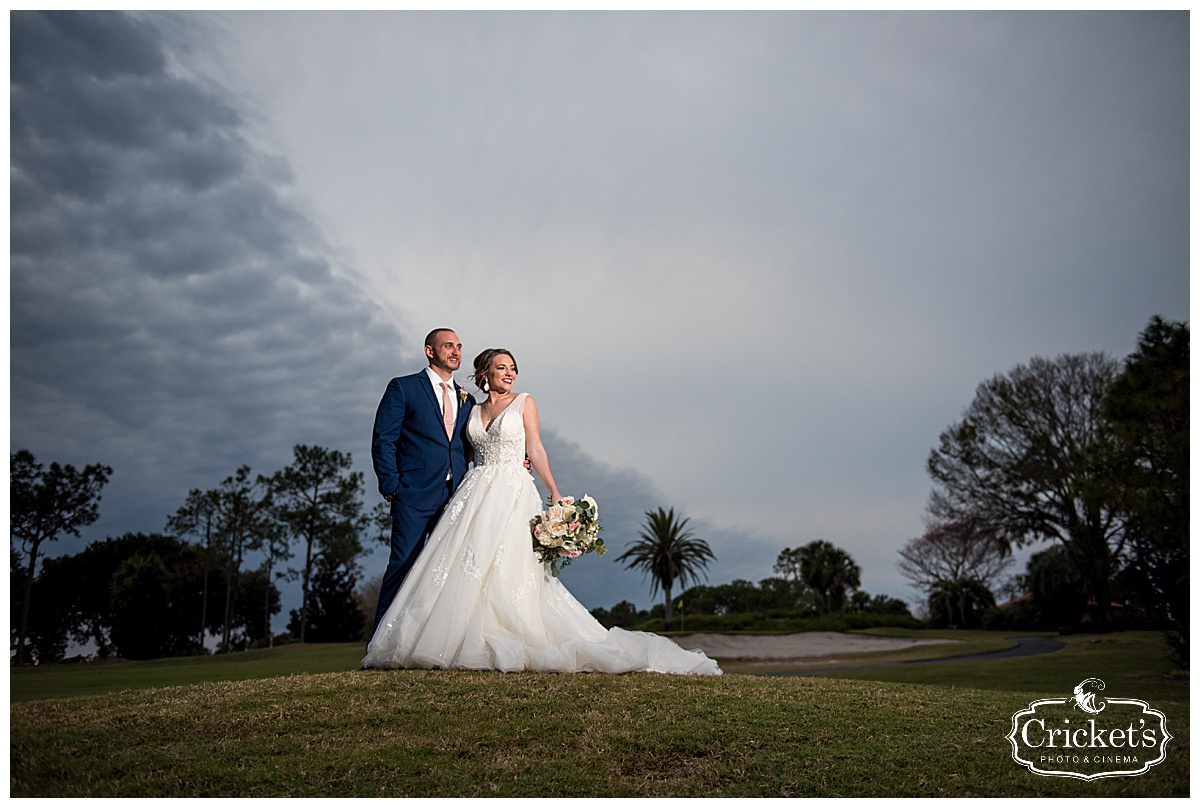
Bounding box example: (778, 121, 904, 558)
(418, 371, 438, 411)
(419, 371, 447, 436)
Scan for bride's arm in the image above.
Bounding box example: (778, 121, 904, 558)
(522, 395, 561, 503)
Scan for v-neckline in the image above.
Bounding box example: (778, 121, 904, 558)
(480, 393, 520, 432)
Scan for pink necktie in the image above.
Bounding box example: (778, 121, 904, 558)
(440, 383, 454, 439)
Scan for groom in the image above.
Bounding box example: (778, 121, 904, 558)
(370, 328, 475, 631)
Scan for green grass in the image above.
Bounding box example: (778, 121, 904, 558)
(809, 629, 1190, 704)
(10, 642, 362, 703)
(9, 631, 1189, 797)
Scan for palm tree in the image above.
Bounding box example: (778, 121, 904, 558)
(617, 507, 715, 630)
(928, 577, 995, 629)
(797, 540, 861, 614)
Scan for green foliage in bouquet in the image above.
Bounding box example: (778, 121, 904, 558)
(530, 495, 604, 577)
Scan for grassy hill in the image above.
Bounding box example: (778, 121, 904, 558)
(10, 631, 1188, 797)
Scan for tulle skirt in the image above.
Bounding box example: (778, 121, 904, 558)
(363, 463, 721, 675)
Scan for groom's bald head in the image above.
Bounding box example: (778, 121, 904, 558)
(424, 329, 462, 376)
(424, 328, 457, 350)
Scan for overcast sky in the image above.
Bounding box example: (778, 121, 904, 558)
(9, 11, 1190, 628)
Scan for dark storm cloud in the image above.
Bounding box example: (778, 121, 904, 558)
(10, 11, 405, 542)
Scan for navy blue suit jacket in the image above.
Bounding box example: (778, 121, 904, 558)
(371, 371, 475, 512)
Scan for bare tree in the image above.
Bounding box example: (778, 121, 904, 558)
(897, 516, 1013, 592)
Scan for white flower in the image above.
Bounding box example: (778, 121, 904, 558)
(529, 494, 603, 576)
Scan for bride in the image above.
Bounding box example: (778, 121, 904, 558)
(363, 348, 721, 675)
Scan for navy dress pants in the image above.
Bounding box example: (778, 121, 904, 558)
(373, 480, 453, 632)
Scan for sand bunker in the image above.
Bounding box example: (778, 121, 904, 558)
(669, 631, 960, 661)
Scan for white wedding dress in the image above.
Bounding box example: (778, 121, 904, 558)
(363, 393, 721, 675)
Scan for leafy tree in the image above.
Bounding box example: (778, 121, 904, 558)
(1022, 544, 1091, 630)
(166, 487, 220, 650)
(774, 546, 834, 610)
(109, 552, 185, 660)
(794, 540, 861, 614)
(12, 549, 72, 664)
(706, 579, 758, 614)
(268, 445, 370, 643)
(225, 567, 281, 649)
(25, 533, 275, 661)
(30, 539, 131, 658)
(772, 547, 808, 588)
(66, 533, 212, 660)
(107, 536, 279, 658)
(590, 600, 649, 629)
(287, 561, 363, 643)
(673, 584, 717, 615)
(847, 592, 913, 617)
(10, 450, 112, 665)
(168, 468, 275, 652)
(212, 468, 275, 653)
(1103, 317, 1188, 643)
(926, 353, 1125, 625)
(927, 577, 995, 629)
(755, 576, 810, 611)
(253, 526, 292, 648)
(679, 577, 811, 616)
(617, 507, 715, 630)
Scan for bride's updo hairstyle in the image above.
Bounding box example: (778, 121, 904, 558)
(472, 348, 518, 393)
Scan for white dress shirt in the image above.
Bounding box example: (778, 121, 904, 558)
(426, 367, 458, 481)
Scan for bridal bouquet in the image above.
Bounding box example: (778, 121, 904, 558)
(530, 495, 605, 577)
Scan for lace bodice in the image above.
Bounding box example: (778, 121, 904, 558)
(468, 393, 527, 466)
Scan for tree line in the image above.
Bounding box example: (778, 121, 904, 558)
(597, 522, 910, 631)
(897, 316, 1187, 662)
(14, 316, 1184, 663)
(11, 445, 386, 664)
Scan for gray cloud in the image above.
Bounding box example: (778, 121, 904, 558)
(207, 10, 1184, 607)
(10, 11, 402, 549)
(11, 11, 729, 624)
(11, 11, 1190, 625)
(536, 431, 779, 609)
